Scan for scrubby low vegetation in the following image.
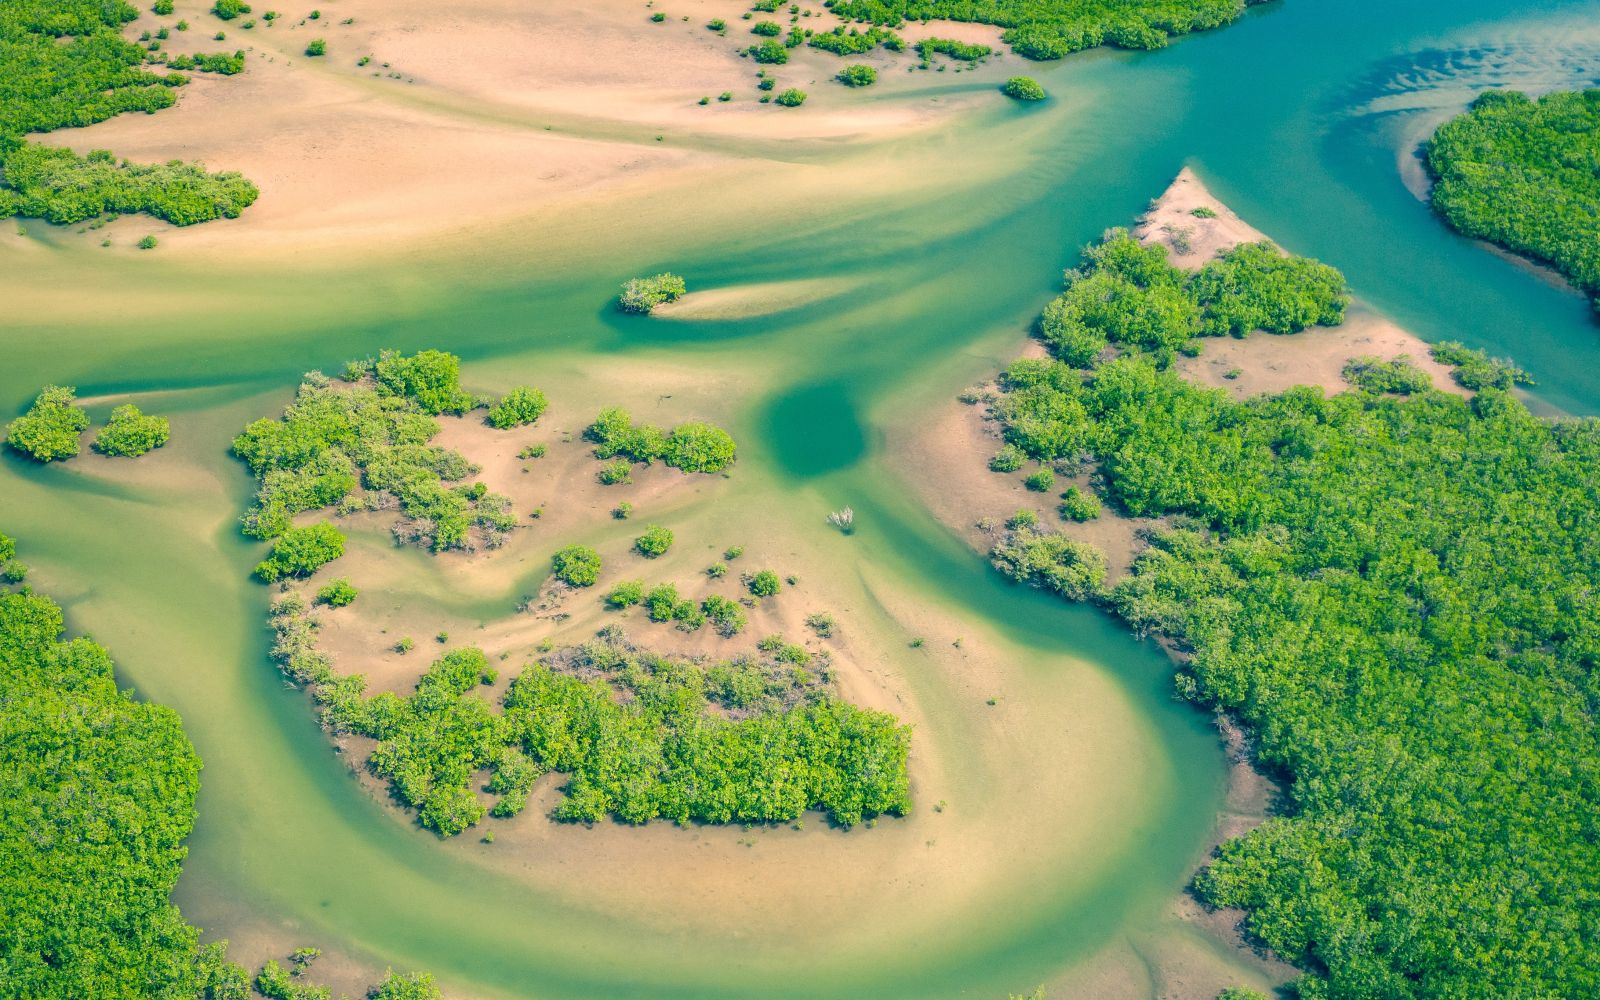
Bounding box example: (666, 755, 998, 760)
(302, 632, 910, 834)
(232, 351, 516, 560)
(0, 0, 258, 227)
(586, 407, 737, 474)
(807, 24, 903, 55)
(836, 63, 877, 86)
(1424, 89, 1600, 313)
(980, 224, 1600, 998)
(618, 272, 687, 314)
(552, 544, 602, 586)
(486, 386, 548, 429)
(824, 0, 1268, 60)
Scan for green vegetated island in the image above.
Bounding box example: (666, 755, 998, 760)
(1, 0, 256, 228)
(974, 207, 1599, 996)
(0, 530, 441, 999)
(1425, 88, 1600, 314)
(236, 350, 911, 837)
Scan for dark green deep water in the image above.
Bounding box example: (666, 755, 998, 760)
(3, 1, 1600, 997)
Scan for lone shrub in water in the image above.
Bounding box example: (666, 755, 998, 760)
(634, 524, 674, 558)
(837, 64, 876, 87)
(93, 404, 170, 457)
(551, 544, 602, 586)
(254, 523, 345, 582)
(5, 386, 89, 462)
(486, 386, 548, 428)
(618, 272, 687, 314)
(1001, 76, 1046, 101)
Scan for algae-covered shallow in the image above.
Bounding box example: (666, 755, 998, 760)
(5, 0, 1600, 997)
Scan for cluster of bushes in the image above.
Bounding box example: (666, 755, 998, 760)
(807, 24, 903, 55)
(915, 37, 991, 63)
(609, 581, 750, 636)
(1424, 89, 1600, 312)
(93, 403, 171, 456)
(1339, 355, 1432, 395)
(1032, 228, 1347, 368)
(0, 0, 258, 227)
(165, 49, 247, 74)
(823, 0, 1265, 60)
(485, 385, 547, 428)
(0, 582, 255, 997)
(618, 272, 687, 313)
(254, 522, 345, 582)
(1428, 339, 1533, 392)
(4, 385, 91, 462)
(232, 351, 515, 562)
(981, 225, 1600, 996)
(317, 633, 911, 832)
(585, 406, 737, 473)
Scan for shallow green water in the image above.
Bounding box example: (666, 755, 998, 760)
(5, 1, 1600, 996)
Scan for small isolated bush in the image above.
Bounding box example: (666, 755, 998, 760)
(748, 39, 789, 63)
(316, 578, 358, 607)
(618, 272, 687, 314)
(305, 38, 325, 56)
(1024, 469, 1055, 492)
(254, 523, 345, 582)
(605, 579, 645, 608)
(518, 444, 546, 459)
(707, 18, 726, 30)
(1191, 206, 1218, 219)
(746, 569, 781, 597)
(1006, 509, 1038, 530)
(213, 0, 251, 19)
(758, 77, 776, 91)
(706, 561, 728, 578)
(827, 506, 855, 534)
(651, 11, 666, 21)
(369, 971, 442, 1000)
(989, 444, 1026, 472)
(1001, 76, 1046, 101)
(5, 385, 89, 463)
(395, 636, 415, 654)
(701, 594, 747, 637)
(718, 91, 733, 102)
(598, 460, 633, 485)
(751, 20, 781, 35)
(487, 386, 548, 428)
(1057, 486, 1101, 522)
(805, 612, 835, 637)
(138, 235, 159, 250)
(1, 561, 28, 584)
(634, 524, 674, 558)
(552, 544, 602, 586)
(645, 583, 680, 622)
(837, 64, 877, 87)
(153, 0, 175, 14)
(92, 404, 170, 457)
(724, 545, 743, 560)
(775, 88, 806, 107)
(612, 502, 633, 519)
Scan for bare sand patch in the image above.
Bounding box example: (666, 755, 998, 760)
(652, 277, 856, 321)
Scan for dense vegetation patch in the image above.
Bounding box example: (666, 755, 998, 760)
(232, 352, 515, 557)
(1001, 76, 1046, 101)
(287, 629, 911, 835)
(586, 407, 737, 474)
(823, 0, 1269, 60)
(93, 402, 170, 457)
(1032, 228, 1346, 367)
(982, 227, 1600, 998)
(0, 0, 258, 226)
(0, 565, 252, 996)
(1424, 89, 1600, 313)
(4, 385, 89, 462)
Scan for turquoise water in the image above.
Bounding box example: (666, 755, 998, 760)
(4, 0, 1600, 996)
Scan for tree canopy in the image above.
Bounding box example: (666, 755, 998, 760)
(982, 226, 1600, 998)
(4, 385, 90, 462)
(1425, 89, 1600, 313)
